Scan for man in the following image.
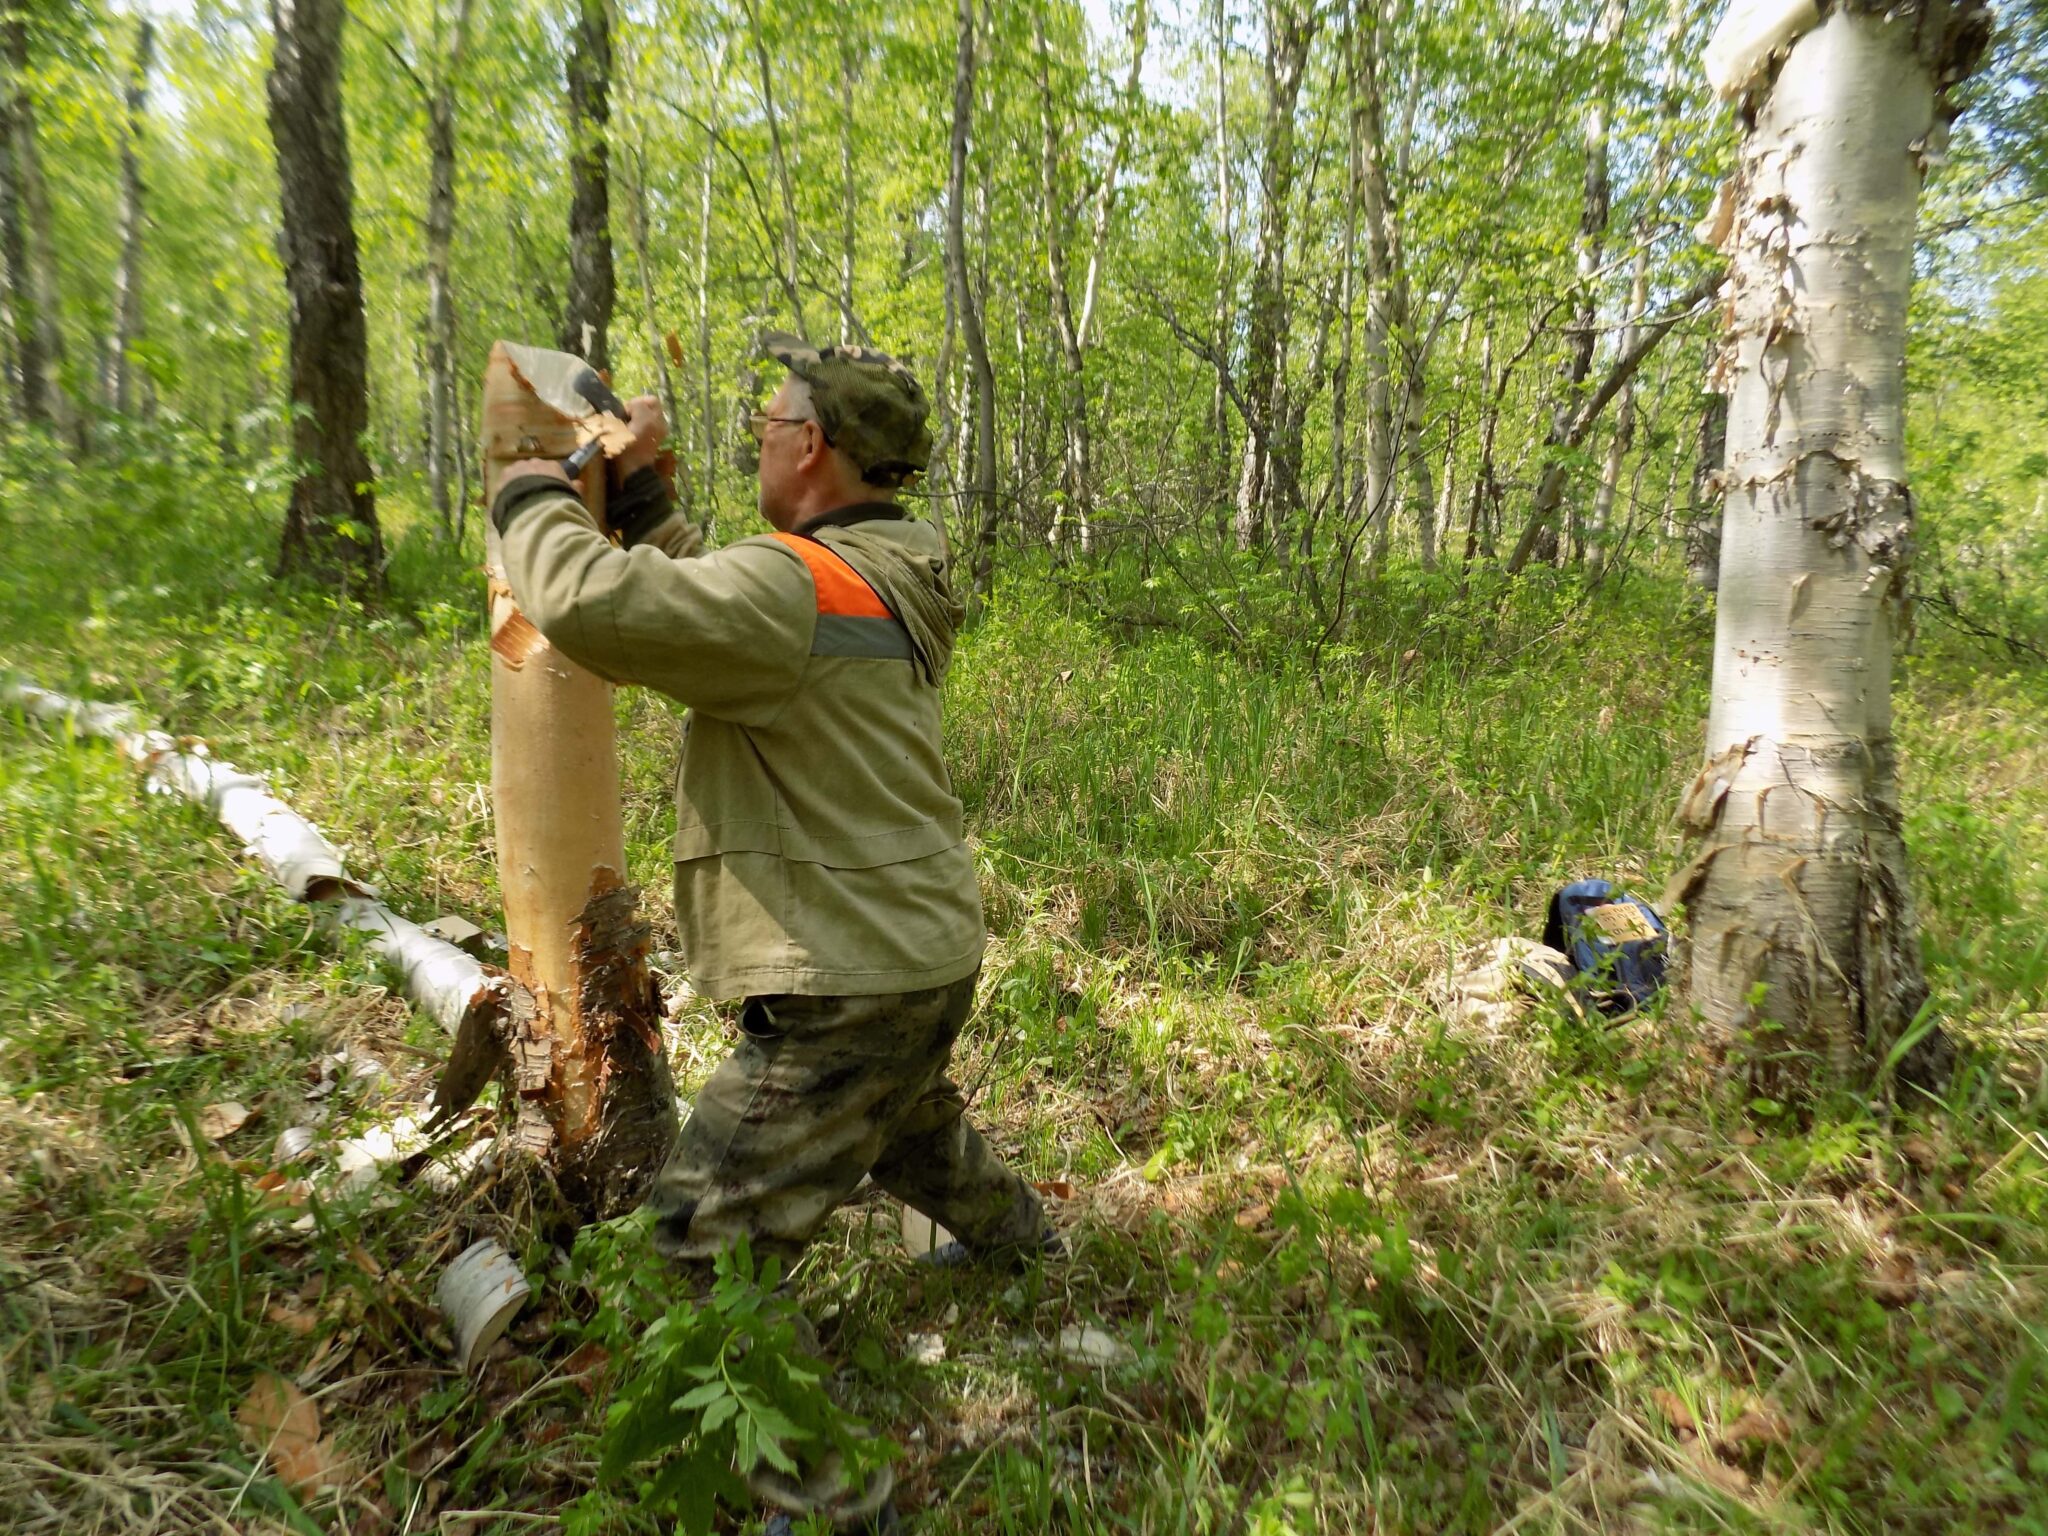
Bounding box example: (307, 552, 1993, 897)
(491, 333, 1047, 1279)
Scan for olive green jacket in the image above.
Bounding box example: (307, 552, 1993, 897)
(497, 487, 983, 1001)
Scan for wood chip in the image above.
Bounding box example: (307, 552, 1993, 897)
(1720, 1404, 1791, 1449)
(1057, 1324, 1135, 1369)
(236, 1372, 352, 1498)
(1652, 1387, 1697, 1435)
(199, 1102, 255, 1141)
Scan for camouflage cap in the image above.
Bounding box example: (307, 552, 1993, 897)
(758, 331, 933, 485)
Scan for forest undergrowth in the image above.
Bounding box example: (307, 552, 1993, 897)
(5, 438, 2048, 1535)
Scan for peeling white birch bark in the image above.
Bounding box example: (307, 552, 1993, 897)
(1704, 0, 1821, 98)
(1673, 2, 1988, 1090)
(3, 675, 504, 1041)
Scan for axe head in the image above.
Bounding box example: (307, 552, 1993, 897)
(498, 341, 627, 424)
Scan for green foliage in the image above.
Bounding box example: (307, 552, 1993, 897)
(565, 1223, 893, 1536)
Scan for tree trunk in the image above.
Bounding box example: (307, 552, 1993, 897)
(562, 0, 614, 370)
(945, 0, 998, 607)
(268, 0, 382, 590)
(2, 13, 72, 443)
(1590, 0, 1684, 582)
(1235, 0, 1314, 552)
(1032, 8, 1089, 558)
(420, 0, 478, 543)
(740, 0, 808, 339)
(0, 52, 40, 424)
(1671, 0, 1988, 1095)
(838, 21, 861, 345)
(1354, 0, 1402, 564)
(479, 344, 676, 1214)
(1210, 0, 1233, 499)
(1033, 0, 1147, 560)
(102, 20, 155, 418)
(694, 45, 726, 533)
(1687, 357, 1726, 590)
(624, 141, 682, 511)
(1507, 0, 1629, 573)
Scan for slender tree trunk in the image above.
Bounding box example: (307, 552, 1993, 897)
(696, 51, 725, 531)
(1327, 0, 1363, 565)
(1355, 0, 1400, 562)
(1211, 0, 1233, 500)
(425, 89, 459, 535)
(1033, 8, 1089, 558)
(1672, 1, 1988, 1094)
(2, 14, 72, 444)
(102, 20, 155, 418)
(1235, 0, 1314, 551)
(1590, 0, 1683, 582)
(1434, 312, 1473, 572)
(421, 0, 478, 542)
(1687, 352, 1726, 590)
(1034, 0, 1148, 559)
(562, 0, 614, 369)
(624, 142, 682, 506)
(739, 0, 808, 339)
(838, 21, 860, 345)
(0, 53, 40, 424)
(1508, 0, 1629, 573)
(268, 0, 382, 590)
(946, 0, 998, 607)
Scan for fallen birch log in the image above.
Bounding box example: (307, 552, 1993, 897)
(0, 675, 512, 1065)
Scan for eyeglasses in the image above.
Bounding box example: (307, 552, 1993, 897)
(746, 412, 818, 444)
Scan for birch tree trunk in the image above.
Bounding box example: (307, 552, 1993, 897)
(1235, 0, 1314, 552)
(2, 13, 72, 444)
(945, 0, 998, 607)
(1590, 0, 1685, 581)
(102, 20, 155, 418)
(838, 19, 862, 345)
(1672, 0, 1989, 1094)
(479, 343, 676, 1214)
(0, 33, 39, 425)
(1210, 0, 1233, 495)
(268, 0, 382, 590)
(740, 0, 808, 340)
(1508, 0, 1629, 574)
(562, 0, 614, 370)
(624, 141, 682, 496)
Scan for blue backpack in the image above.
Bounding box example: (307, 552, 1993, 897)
(1542, 879, 1669, 1016)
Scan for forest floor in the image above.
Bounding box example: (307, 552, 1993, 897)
(5, 444, 2048, 1535)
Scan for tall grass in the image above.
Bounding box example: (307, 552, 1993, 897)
(6, 429, 2048, 1533)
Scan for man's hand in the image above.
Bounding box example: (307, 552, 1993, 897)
(504, 458, 571, 487)
(613, 395, 667, 482)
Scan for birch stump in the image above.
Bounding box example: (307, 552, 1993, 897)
(1672, 0, 1990, 1094)
(480, 341, 675, 1215)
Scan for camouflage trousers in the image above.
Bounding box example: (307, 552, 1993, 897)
(645, 969, 1043, 1269)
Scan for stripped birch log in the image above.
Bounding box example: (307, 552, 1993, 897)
(1670, 0, 1990, 1093)
(0, 676, 513, 1058)
(479, 341, 676, 1217)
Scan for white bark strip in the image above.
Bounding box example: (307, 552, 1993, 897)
(1674, 2, 1988, 1089)
(3, 675, 500, 1038)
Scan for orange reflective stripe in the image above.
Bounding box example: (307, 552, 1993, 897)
(770, 531, 893, 618)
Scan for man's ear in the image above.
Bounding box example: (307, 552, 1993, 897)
(798, 423, 831, 474)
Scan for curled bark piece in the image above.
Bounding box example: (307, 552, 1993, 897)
(436, 1238, 531, 1372)
(1704, 0, 1820, 100)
